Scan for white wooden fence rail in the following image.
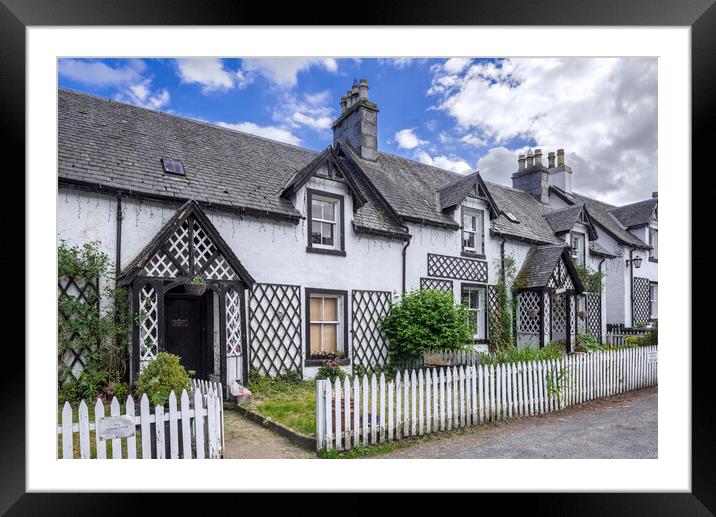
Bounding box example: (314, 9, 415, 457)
(316, 346, 657, 452)
(57, 380, 224, 459)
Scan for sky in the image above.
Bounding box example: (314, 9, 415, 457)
(58, 57, 657, 206)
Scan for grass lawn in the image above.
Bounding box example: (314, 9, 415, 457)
(244, 376, 316, 436)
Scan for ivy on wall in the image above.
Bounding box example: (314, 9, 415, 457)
(490, 253, 516, 351)
(58, 241, 132, 402)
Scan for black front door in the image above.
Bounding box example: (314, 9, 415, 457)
(164, 294, 207, 379)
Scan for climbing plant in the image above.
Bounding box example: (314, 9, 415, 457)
(575, 264, 603, 293)
(58, 240, 132, 403)
(490, 253, 516, 351)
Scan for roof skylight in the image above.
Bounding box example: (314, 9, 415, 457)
(162, 158, 185, 175)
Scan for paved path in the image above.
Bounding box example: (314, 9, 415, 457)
(380, 387, 658, 459)
(224, 410, 315, 459)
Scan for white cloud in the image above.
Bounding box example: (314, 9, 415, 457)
(59, 59, 146, 87)
(217, 121, 301, 146)
(476, 146, 517, 184)
(378, 58, 428, 69)
(272, 91, 336, 132)
(460, 133, 487, 147)
(241, 58, 338, 87)
(429, 57, 658, 204)
(443, 58, 471, 74)
(394, 128, 427, 150)
(117, 79, 170, 110)
(417, 151, 473, 174)
(175, 58, 241, 93)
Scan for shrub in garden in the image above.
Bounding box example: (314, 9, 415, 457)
(380, 289, 473, 364)
(135, 352, 192, 406)
(574, 332, 601, 352)
(316, 358, 346, 383)
(482, 342, 565, 365)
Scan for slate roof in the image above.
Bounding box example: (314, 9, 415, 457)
(436, 172, 479, 210)
(515, 244, 583, 292)
(589, 240, 618, 258)
(608, 198, 657, 228)
(543, 204, 585, 234)
(58, 88, 406, 239)
(550, 186, 650, 249)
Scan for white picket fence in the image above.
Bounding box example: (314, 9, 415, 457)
(57, 379, 224, 459)
(316, 346, 657, 452)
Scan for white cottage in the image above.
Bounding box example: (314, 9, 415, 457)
(57, 79, 657, 388)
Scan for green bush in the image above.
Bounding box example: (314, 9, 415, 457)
(380, 289, 473, 363)
(483, 342, 565, 365)
(315, 358, 346, 383)
(135, 352, 192, 406)
(575, 332, 601, 352)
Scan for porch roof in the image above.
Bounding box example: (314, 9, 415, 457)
(515, 244, 584, 292)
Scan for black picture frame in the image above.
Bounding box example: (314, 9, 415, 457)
(4, 0, 710, 511)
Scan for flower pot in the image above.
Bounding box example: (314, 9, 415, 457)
(185, 283, 207, 296)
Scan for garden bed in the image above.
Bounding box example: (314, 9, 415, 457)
(243, 376, 317, 436)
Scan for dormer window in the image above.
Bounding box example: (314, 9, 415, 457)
(162, 158, 185, 175)
(570, 232, 586, 267)
(462, 207, 484, 256)
(306, 189, 345, 256)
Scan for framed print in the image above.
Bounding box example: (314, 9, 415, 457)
(3, 0, 712, 512)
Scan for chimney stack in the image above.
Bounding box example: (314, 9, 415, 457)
(332, 79, 379, 161)
(557, 148, 565, 166)
(512, 148, 549, 204)
(548, 151, 556, 168)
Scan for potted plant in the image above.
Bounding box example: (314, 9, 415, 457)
(578, 309, 589, 321)
(186, 275, 207, 296)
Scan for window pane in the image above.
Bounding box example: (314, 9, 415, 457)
(322, 222, 334, 246)
(310, 297, 322, 320)
(323, 297, 338, 321)
(311, 221, 322, 244)
(322, 324, 337, 352)
(310, 324, 321, 353)
(463, 232, 475, 250)
(323, 201, 335, 222)
(312, 200, 322, 219)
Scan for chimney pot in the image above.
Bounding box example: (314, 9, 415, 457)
(652, 191, 658, 198)
(557, 148, 565, 166)
(548, 151, 556, 168)
(525, 149, 534, 168)
(518, 154, 526, 172)
(340, 96, 347, 113)
(534, 148, 543, 166)
(358, 79, 369, 99)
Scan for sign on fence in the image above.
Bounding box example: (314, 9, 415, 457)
(316, 346, 658, 452)
(57, 379, 224, 459)
(647, 349, 658, 364)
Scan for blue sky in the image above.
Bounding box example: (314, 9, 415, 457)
(58, 57, 657, 205)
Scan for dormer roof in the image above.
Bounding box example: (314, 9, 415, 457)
(543, 204, 598, 240)
(435, 171, 500, 217)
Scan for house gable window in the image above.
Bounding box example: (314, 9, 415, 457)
(570, 232, 586, 267)
(461, 284, 487, 341)
(305, 288, 349, 365)
(649, 282, 658, 320)
(306, 189, 345, 256)
(649, 228, 658, 262)
(461, 207, 485, 257)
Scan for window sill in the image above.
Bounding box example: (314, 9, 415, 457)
(305, 357, 350, 367)
(461, 251, 486, 260)
(649, 257, 658, 263)
(306, 246, 346, 257)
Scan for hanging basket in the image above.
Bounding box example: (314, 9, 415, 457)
(185, 282, 207, 296)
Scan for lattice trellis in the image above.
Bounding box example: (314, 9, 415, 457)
(487, 285, 501, 338)
(569, 295, 577, 339)
(632, 277, 651, 326)
(352, 290, 392, 371)
(543, 291, 551, 339)
(166, 220, 190, 270)
(517, 291, 540, 334)
(419, 277, 453, 294)
(204, 255, 239, 281)
(138, 284, 159, 368)
(427, 253, 487, 282)
(143, 250, 180, 278)
(193, 221, 217, 271)
(552, 292, 566, 333)
(585, 292, 601, 339)
(248, 284, 302, 377)
(226, 287, 242, 357)
(547, 259, 575, 290)
(58, 276, 99, 381)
